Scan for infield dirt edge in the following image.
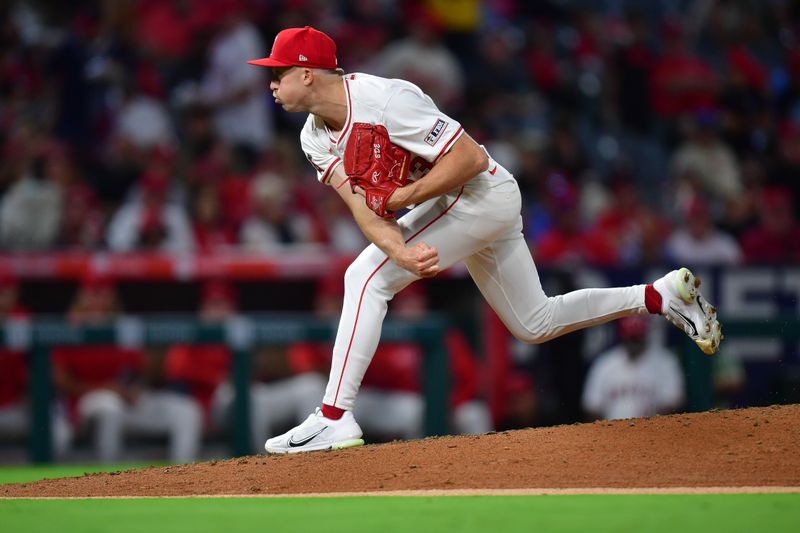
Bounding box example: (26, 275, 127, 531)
(3, 405, 799, 498)
(2, 486, 799, 500)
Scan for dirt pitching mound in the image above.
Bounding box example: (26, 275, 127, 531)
(3, 405, 799, 497)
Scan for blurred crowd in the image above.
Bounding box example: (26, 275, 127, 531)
(0, 0, 799, 264)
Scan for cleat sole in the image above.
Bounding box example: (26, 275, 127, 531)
(331, 439, 365, 450)
(667, 268, 722, 355)
(675, 267, 698, 303)
(267, 438, 365, 454)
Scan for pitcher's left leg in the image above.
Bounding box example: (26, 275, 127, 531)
(465, 231, 648, 344)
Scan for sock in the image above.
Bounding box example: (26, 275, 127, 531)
(644, 283, 663, 314)
(321, 403, 345, 420)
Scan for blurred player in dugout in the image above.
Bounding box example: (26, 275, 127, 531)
(582, 315, 685, 421)
(164, 278, 324, 454)
(0, 274, 34, 447)
(52, 273, 202, 463)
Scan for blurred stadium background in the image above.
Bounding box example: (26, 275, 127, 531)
(0, 0, 798, 465)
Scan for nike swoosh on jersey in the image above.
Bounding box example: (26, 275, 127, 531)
(288, 427, 327, 448)
(488, 165, 498, 175)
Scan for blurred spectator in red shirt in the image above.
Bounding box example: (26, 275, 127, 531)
(650, 20, 717, 118)
(53, 272, 202, 462)
(190, 182, 236, 253)
(525, 21, 560, 98)
(532, 175, 619, 267)
(135, 0, 194, 60)
(740, 187, 800, 264)
(594, 172, 671, 266)
(55, 159, 106, 250)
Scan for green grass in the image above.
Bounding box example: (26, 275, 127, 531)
(2, 466, 798, 532)
(0, 464, 164, 485)
(1, 494, 798, 533)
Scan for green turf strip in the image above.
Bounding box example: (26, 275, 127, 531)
(0, 464, 164, 485)
(1, 494, 798, 533)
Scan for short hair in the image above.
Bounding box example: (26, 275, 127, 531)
(319, 68, 345, 76)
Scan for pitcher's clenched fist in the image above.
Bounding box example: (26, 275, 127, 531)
(393, 242, 440, 278)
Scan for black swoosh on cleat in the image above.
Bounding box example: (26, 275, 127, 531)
(696, 296, 709, 316)
(673, 308, 698, 337)
(288, 427, 326, 448)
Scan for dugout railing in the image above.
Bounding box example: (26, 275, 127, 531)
(2, 314, 450, 463)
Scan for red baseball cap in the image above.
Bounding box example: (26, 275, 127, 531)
(248, 26, 338, 69)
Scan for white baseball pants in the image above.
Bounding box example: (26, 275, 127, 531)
(76, 389, 203, 463)
(323, 166, 648, 410)
(0, 403, 27, 438)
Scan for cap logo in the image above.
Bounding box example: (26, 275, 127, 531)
(299, 54, 308, 62)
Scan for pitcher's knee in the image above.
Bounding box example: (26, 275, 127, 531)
(507, 319, 556, 345)
(511, 330, 550, 345)
(505, 301, 557, 344)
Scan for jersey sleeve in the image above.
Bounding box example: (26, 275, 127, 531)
(300, 118, 342, 184)
(382, 86, 463, 163)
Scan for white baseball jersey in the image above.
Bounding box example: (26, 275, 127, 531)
(582, 345, 685, 420)
(296, 73, 650, 412)
(300, 73, 463, 186)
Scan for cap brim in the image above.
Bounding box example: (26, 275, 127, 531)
(247, 57, 294, 68)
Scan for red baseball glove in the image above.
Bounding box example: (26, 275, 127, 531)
(342, 123, 410, 218)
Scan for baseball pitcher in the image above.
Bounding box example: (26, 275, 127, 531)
(248, 26, 722, 453)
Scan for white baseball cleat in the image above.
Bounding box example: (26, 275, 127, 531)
(264, 408, 364, 454)
(653, 267, 723, 355)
